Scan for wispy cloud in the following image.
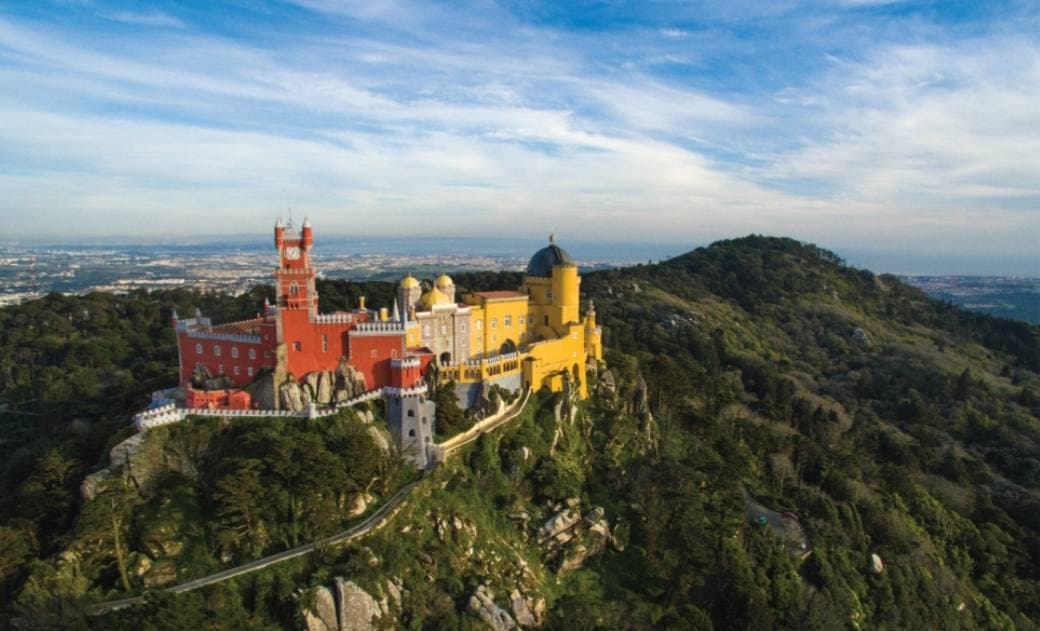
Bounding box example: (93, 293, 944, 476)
(103, 11, 184, 28)
(0, 0, 1036, 267)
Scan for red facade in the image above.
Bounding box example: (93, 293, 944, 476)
(175, 220, 418, 409)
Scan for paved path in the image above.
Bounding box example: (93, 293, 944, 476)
(84, 473, 426, 616)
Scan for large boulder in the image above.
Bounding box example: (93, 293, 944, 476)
(510, 589, 544, 628)
(335, 578, 382, 631)
(302, 585, 339, 631)
(555, 544, 588, 576)
(537, 509, 581, 542)
(243, 372, 276, 409)
(316, 371, 333, 405)
(367, 425, 391, 454)
(280, 380, 304, 412)
(467, 585, 516, 631)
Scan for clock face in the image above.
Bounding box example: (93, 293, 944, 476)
(285, 246, 301, 260)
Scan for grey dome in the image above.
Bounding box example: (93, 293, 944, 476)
(526, 240, 573, 277)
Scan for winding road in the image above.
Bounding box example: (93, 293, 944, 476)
(83, 388, 533, 618)
(84, 473, 426, 616)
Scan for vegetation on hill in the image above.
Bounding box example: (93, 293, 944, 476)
(0, 236, 1038, 629)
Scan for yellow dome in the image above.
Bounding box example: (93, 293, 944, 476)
(435, 274, 454, 289)
(400, 274, 420, 289)
(418, 287, 453, 309)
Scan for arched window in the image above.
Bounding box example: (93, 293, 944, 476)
(233, 366, 240, 375)
(491, 318, 497, 329)
(408, 429, 415, 437)
(407, 409, 415, 417)
(248, 348, 256, 360)
(504, 315, 512, 327)
(231, 347, 239, 359)
(195, 343, 203, 354)
(544, 315, 549, 326)
(247, 367, 254, 376)
(213, 345, 221, 357)
(289, 282, 299, 295)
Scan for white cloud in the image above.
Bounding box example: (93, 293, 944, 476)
(104, 11, 184, 28)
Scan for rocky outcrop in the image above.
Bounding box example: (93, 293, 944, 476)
(537, 500, 614, 576)
(334, 358, 369, 403)
(366, 425, 391, 454)
(509, 589, 545, 628)
(467, 585, 516, 631)
(347, 492, 376, 518)
(302, 585, 339, 631)
(871, 553, 884, 574)
(82, 426, 204, 501)
(334, 578, 382, 631)
(243, 372, 276, 409)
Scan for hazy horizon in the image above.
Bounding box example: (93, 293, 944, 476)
(3, 231, 1036, 277)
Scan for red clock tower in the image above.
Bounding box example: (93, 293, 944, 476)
(274, 217, 317, 317)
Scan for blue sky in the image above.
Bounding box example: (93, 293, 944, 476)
(0, 1, 1037, 272)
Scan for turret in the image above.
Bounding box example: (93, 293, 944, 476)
(274, 217, 285, 248)
(301, 216, 313, 248)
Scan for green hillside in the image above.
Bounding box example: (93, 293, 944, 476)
(1, 236, 1038, 629)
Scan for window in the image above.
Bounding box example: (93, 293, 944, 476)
(218, 364, 224, 374)
(195, 343, 203, 354)
(247, 367, 254, 376)
(519, 317, 524, 325)
(440, 323, 447, 335)
(505, 315, 512, 327)
(249, 348, 256, 360)
(421, 417, 428, 425)
(231, 347, 239, 359)
(321, 334, 328, 352)
(491, 318, 497, 329)
(407, 409, 415, 417)
(547, 290, 553, 300)
(391, 349, 398, 358)
(423, 324, 431, 337)
(293, 341, 301, 352)
(460, 322, 467, 333)
(290, 282, 299, 295)
(544, 315, 549, 326)
(233, 366, 240, 375)
(408, 429, 415, 437)
(370, 349, 378, 358)
(476, 320, 482, 330)
(213, 345, 221, 357)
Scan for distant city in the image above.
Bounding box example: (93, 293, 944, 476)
(1, 239, 1037, 324)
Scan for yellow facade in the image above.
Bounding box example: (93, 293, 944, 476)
(399, 237, 602, 401)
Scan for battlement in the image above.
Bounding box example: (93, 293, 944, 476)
(391, 357, 422, 369)
(354, 321, 406, 334)
(314, 313, 355, 324)
(384, 384, 428, 398)
(180, 330, 263, 344)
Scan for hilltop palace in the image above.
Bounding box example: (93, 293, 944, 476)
(156, 218, 602, 466)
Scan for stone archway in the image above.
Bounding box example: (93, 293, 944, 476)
(439, 351, 452, 366)
(500, 339, 517, 354)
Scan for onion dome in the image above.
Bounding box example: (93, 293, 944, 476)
(435, 274, 454, 290)
(526, 234, 573, 277)
(400, 274, 420, 289)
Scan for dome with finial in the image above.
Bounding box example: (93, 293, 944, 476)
(435, 274, 454, 290)
(418, 287, 452, 309)
(400, 274, 420, 289)
(526, 234, 574, 277)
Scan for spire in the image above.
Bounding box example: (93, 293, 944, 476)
(275, 216, 284, 228)
(287, 208, 294, 230)
(392, 298, 400, 322)
(549, 232, 555, 245)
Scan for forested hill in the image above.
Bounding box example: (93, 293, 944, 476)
(0, 236, 1037, 629)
